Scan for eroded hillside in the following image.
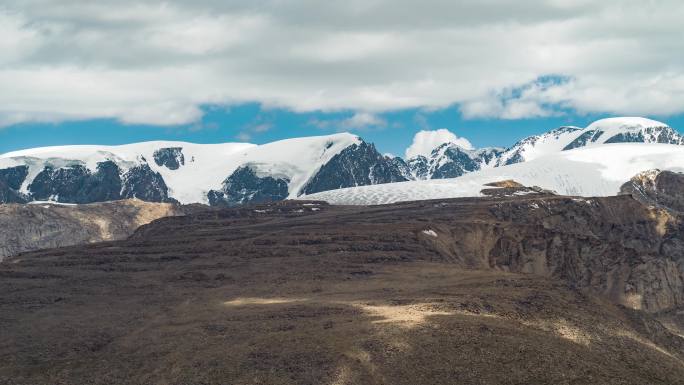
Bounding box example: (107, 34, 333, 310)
(2, 197, 684, 384)
(0, 199, 185, 261)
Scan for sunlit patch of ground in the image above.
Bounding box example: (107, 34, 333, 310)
(521, 318, 593, 346)
(613, 329, 683, 364)
(223, 297, 307, 306)
(350, 302, 453, 327)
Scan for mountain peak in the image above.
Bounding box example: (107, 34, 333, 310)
(586, 117, 669, 131)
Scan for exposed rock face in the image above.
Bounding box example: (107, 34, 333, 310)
(389, 156, 413, 180)
(479, 180, 555, 198)
(0, 199, 185, 261)
(475, 196, 683, 312)
(562, 129, 603, 150)
(406, 144, 503, 180)
(620, 170, 684, 213)
(620, 169, 684, 213)
(603, 125, 683, 144)
(208, 165, 289, 206)
(301, 142, 409, 195)
(429, 144, 480, 179)
(153, 147, 185, 170)
(407, 155, 430, 180)
(29, 161, 122, 203)
(0, 179, 28, 203)
(0, 165, 29, 190)
(121, 164, 174, 202)
(25, 162, 173, 204)
(0, 166, 29, 203)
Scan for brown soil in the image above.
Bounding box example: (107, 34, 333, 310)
(1, 198, 684, 384)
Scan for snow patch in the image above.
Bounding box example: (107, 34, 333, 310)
(422, 229, 438, 237)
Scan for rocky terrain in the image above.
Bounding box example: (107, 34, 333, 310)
(621, 169, 684, 213)
(0, 199, 186, 261)
(2, 195, 684, 384)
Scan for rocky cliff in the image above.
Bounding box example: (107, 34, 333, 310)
(300, 142, 409, 195)
(620, 169, 684, 213)
(0, 199, 185, 261)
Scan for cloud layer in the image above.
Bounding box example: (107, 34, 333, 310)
(1, 0, 684, 127)
(406, 129, 473, 159)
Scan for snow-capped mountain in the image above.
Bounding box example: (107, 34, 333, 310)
(496, 117, 683, 166)
(407, 144, 503, 180)
(0, 133, 409, 205)
(404, 117, 684, 180)
(302, 143, 684, 205)
(2, 116, 682, 207)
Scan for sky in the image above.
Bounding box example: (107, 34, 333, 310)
(2, 0, 684, 157)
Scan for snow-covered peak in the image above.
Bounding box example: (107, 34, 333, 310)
(586, 117, 669, 131)
(496, 117, 682, 166)
(302, 143, 684, 205)
(496, 126, 584, 166)
(0, 133, 363, 204)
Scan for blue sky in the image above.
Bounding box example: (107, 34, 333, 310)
(2, 105, 684, 158)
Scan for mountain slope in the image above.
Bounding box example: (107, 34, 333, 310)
(620, 169, 684, 213)
(407, 144, 503, 180)
(0, 134, 407, 205)
(0, 199, 184, 261)
(405, 117, 682, 180)
(497, 117, 683, 165)
(2, 199, 684, 384)
(303, 143, 684, 205)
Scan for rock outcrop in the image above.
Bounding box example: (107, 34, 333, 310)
(208, 165, 290, 206)
(24, 161, 174, 204)
(0, 199, 185, 261)
(300, 142, 409, 195)
(620, 169, 684, 213)
(153, 147, 185, 170)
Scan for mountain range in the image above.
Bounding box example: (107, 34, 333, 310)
(1, 117, 682, 206)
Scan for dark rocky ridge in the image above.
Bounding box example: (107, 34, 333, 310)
(620, 169, 684, 213)
(26, 161, 174, 204)
(0, 165, 28, 190)
(2, 197, 684, 384)
(121, 164, 174, 202)
(429, 144, 481, 179)
(29, 162, 122, 203)
(153, 147, 185, 170)
(208, 165, 290, 207)
(562, 129, 603, 150)
(604, 125, 684, 144)
(0, 166, 29, 203)
(407, 145, 503, 180)
(300, 142, 409, 195)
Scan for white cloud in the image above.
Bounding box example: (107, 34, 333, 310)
(341, 112, 386, 129)
(0, 1, 684, 126)
(405, 129, 473, 159)
(308, 112, 386, 130)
